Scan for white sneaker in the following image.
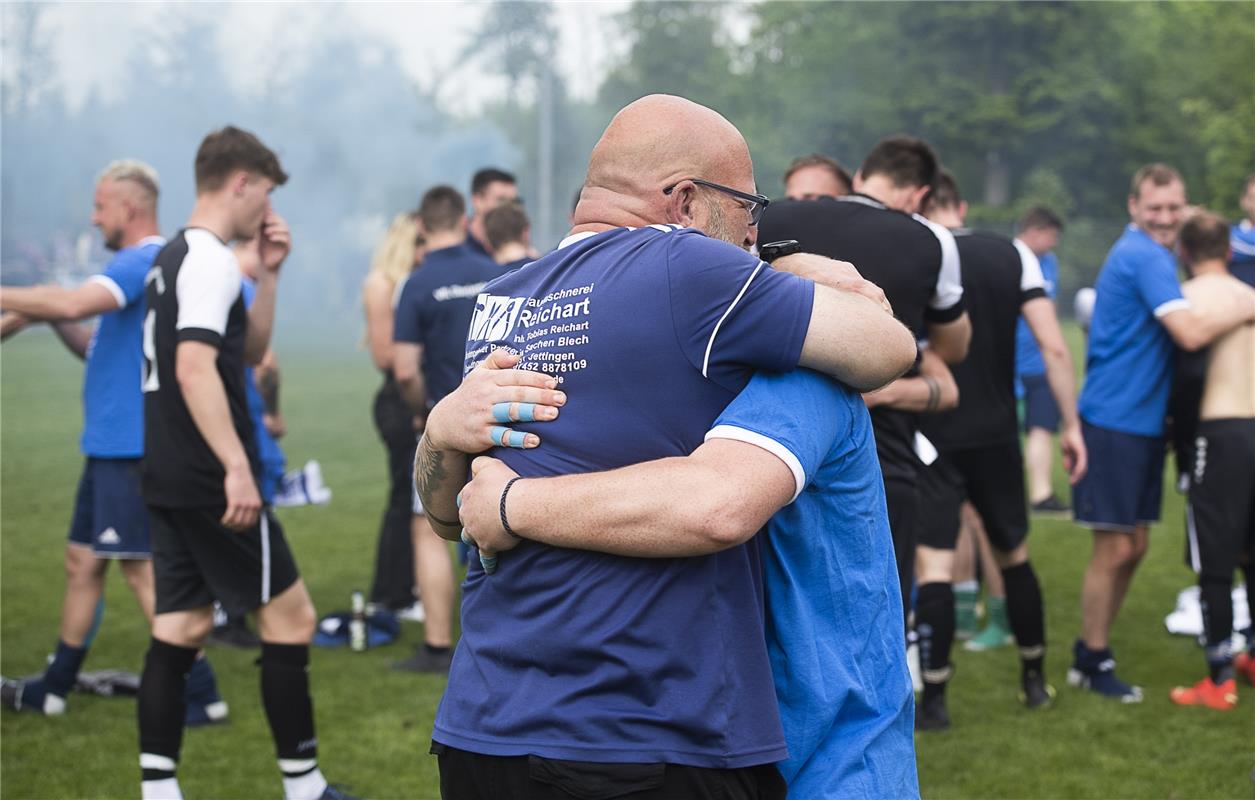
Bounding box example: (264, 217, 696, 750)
(395, 601, 426, 623)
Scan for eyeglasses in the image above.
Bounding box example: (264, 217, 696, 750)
(663, 179, 770, 226)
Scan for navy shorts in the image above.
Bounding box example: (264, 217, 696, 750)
(67, 458, 151, 559)
(1021, 372, 1061, 433)
(1072, 420, 1166, 531)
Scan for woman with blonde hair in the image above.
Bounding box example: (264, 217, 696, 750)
(363, 212, 425, 616)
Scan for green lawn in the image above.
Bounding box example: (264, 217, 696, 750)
(2, 331, 1251, 799)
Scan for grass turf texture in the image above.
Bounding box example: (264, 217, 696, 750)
(2, 329, 1253, 799)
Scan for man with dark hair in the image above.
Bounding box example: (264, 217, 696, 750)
(1230, 174, 1255, 286)
(483, 202, 531, 271)
(783, 153, 852, 200)
(757, 134, 972, 624)
(0, 161, 226, 725)
(391, 184, 504, 673)
(466, 167, 518, 258)
(1169, 210, 1255, 711)
(1014, 206, 1068, 513)
(137, 127, 351, 800)
(1070, 164, 1255, 702)
(914, 171, 1087, 729)
(415, 94, 916, 800)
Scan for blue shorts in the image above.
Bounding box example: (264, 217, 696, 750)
(67, 458, 151, 559)
(1021, 372, 1061, 433)
(1072, 420, 1166, 531)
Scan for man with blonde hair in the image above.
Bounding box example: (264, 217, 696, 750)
(0, 160, 226, 725)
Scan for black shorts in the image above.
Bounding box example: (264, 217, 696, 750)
(916, 442, 1029, 553)
(1186, 419, 1255, 580)
(150, 506, 300, 615)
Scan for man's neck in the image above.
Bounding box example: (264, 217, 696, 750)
(119, 220, 161, 249)
(469, 217, 487, 246)
(494, 242, 528, 264)
(1190, 259, 1228, 278)
(853, 175, 906, 212)
(927, 209, 964, 229)
(187, 196, 234, 243)
(425, 230, 465, 252)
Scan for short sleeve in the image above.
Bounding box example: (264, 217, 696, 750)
(915, 216, 965, 321)
(706, 369, 848, 501)
(1014, 239, 1048, 304)
(1137, 250, 1187, 318)
(176, 249, 241, 347)
(666, 231, 814, 391)
(91, 248, 150, 309)
(393, 273, 427, 344)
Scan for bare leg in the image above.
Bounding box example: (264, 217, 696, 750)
(952, 512, 977, 584)
(1080, 528, 1146, 650)
(413, 515, 455, 648)
(119, 558, 156, 625)
(60, 544, 109, 647)
(255, 579, 318, 645)
(1025, 427, 1055, 504)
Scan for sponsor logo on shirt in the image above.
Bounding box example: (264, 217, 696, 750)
(469, 294, 526, 341)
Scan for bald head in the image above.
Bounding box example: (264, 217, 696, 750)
(577, 95, 757, 239)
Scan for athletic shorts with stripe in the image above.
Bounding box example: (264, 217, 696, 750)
(149, 506, 299, 616)
(1186, 419, 1255, 580)
(916, 442, 1029, 552)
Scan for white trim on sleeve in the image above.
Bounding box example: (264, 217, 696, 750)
(914, 215, 964, 310)
(702, 261, 765, 378)
(705, 424, 807, 502)
(1153, 298, 1191, 318)
(1013, 238, 1046, 292)
(175, 230, 241, 336)
(87, 274, 128, 310)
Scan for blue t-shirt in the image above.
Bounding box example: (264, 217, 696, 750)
(708, 370, 918, 798)
(393, 243, 504, 406)
(1230, 220, 1255, 287)
(240, 278, 285, 503)
(434, 225, 814, 767)
(81, 237, 164, 457)
(1078, 225, 1186, 437)
(1014, 250, 1058, 380)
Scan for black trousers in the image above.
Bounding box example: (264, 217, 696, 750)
(884, 477, 919, 633)
(368, 374, 417, 609)
(432, 745, 786, 800)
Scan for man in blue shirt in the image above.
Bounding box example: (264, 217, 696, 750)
(482, 202, 532, 273)
(1071, 164, 1255, 701)
(0, 161, 224, 723)
(414, 94, 916, 799)
(1230, 174, 1255, 287)
(392, 185, 507, 673)
(1014, 207, 1068, 513)
(465, 168, 519, 260)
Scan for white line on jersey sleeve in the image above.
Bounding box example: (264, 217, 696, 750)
(1153, 298, 1191, 318)
(1013, 238, 1046, 292)
(702, 260, 766, 378)
(87, 274, 128, 309)
(705, 424, 807, 502)
(176, 232, 241, 336)
(914, 215, 964, 310)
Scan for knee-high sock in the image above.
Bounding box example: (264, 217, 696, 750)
(915, 583, 955, 703)
(138, 639, 198, 783)
(1199, 574, 1234, 683)
(260, 642, 326, 800)
(1002, 562, 1045, 677)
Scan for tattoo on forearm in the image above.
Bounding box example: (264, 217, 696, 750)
(414, 435, 448, 499)
(257, 366, 280, 414)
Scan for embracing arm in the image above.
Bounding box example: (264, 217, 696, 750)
(863, 347, 958, 412)
(1, 312, 31, 341)
(459, 439, 795, 557)
(52, 321, 94, 359)
(0, 282, 119, 322)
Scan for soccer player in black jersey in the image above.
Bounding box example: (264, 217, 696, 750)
(137, 127, 351, 800)
(913, 171, 1088, 730)
(758, 136, 972, 626)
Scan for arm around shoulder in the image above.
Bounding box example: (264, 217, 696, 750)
(798, 283, 916, 392)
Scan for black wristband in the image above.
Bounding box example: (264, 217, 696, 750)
(500, 477, 524, 540)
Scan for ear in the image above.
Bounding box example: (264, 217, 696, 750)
(232, 171, 251, 196)
(665, 181, 698, 226)
(958, 200, 969, 220)
(908, 185, 931, 215)
(1126, 194, 1137, 219)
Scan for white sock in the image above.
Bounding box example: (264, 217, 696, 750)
(141, 777, 183, 800)
(282, 766, 327, 800)
(41, 693, 66, 715)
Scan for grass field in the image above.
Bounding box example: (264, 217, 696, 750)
(2, 330, 1252, 799)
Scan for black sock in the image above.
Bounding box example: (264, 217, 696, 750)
(1002, 562, 1046, 678)
(138, 638, 198, 782)
(1199, 575, 1234, 683)
(260, 642, 319, 773)
(915, 582, 954, 704)
(424, 643, 450, 656)
(1243, 564, 1255, 645)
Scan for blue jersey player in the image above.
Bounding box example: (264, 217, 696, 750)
(0, 161, 225, 724)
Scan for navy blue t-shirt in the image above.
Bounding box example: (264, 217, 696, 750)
(393, 243, 504, 406)
(434, 224, 814, 767)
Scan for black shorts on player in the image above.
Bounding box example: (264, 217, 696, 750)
(151, 507, 299, 616)
(1187, 419, 1255, 580)
(916, 444, 1029, 553)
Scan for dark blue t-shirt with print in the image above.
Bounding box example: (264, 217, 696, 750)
(433, 224, 814, 767)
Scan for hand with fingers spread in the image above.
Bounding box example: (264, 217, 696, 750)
(458, 457, 525, 572)
(425, 347, 565, 455)
(222, 465, 262, 531)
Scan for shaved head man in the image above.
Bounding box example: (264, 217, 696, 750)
(415, 95, 916, 799)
